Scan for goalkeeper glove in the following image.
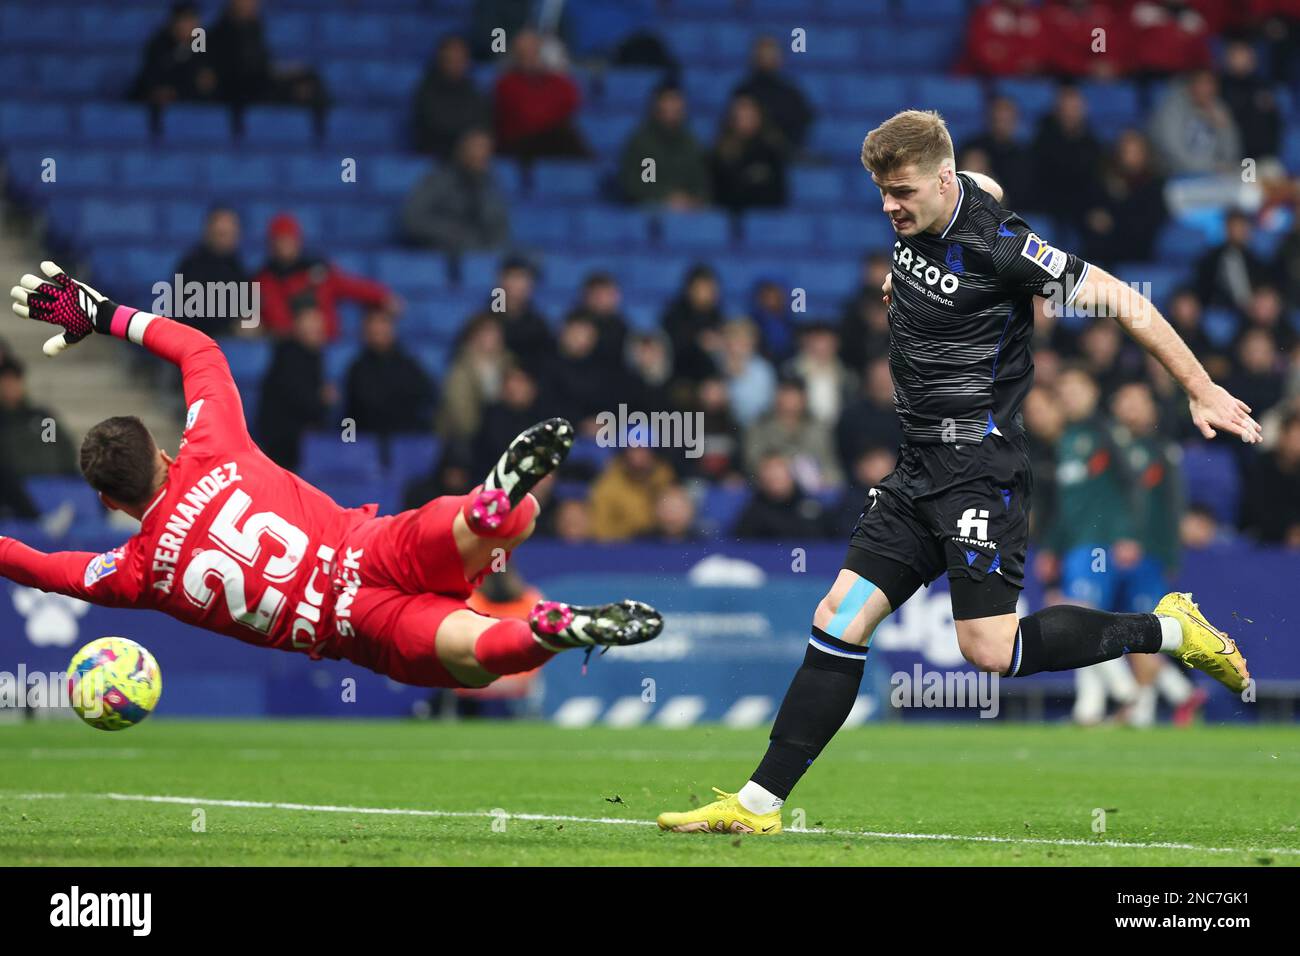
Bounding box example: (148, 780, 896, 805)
(9, 261, 120, 357)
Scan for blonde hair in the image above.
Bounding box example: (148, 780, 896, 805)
(861, 110, 954, 176)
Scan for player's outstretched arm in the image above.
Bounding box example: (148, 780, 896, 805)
(1072, 265, 1262, 444)
(0, 535, 134, 606)
(10, 261, 253, 451)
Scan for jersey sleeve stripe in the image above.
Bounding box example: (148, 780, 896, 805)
(1063, 261, 1091, 307)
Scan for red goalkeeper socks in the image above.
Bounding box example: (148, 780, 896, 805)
(472, 618, 557, 675)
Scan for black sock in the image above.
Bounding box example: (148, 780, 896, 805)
(1007, 605, 1162, 677)
(750, 627, 866, 800)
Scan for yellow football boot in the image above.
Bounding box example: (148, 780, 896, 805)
(657, 787, 782, 835)
(1155, 592, 1250, 693)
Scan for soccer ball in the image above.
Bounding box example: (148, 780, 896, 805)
(67, 637, 162, 731)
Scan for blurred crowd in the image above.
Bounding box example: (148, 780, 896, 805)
(5, 0, 1300, 571)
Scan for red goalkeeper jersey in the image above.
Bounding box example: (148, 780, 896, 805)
(0, 311, 378, 661)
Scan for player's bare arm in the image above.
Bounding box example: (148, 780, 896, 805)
(1070, 265, 1263, 444)
(959, 170, 1003, 202)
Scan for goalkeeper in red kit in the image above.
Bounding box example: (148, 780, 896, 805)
(3, 262, 663, 688)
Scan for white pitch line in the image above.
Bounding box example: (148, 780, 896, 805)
(8, 791, 1300, 857)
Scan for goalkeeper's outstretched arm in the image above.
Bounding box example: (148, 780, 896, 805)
(11, 261, 254, 453)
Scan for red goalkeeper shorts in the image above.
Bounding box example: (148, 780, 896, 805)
(337, 494, 485, 688)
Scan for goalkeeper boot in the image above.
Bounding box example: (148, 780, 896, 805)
(1155, 592, 1250, 693)
(529, 599, 663, 650)
(468, 418, 575, 533)
(657, 787, 782, 835)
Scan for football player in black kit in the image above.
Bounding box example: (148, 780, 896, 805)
(658, 109, 1260, 835)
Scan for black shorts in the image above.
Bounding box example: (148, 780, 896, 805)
(843, 432, 1032, 620)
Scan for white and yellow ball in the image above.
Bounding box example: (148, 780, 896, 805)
(67, 637, 162, 731)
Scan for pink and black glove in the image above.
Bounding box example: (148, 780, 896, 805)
(10, 261, 120, 357)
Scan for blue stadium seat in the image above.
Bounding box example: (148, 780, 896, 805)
(1, 5, 65, 44)
(512, 207, 574, 245)
(821, 0, 888, 15)
(1181, 443, 1241, 523)
(301, 432, 384, 479)
(898, 0, 967, 18)
(24, 476, 106, 525)
(626, 254, 693, 297)
(387, 434, 441, 485)
(221, 339, 272, 385)
(623, 300, 661, 332)
(458, 253, 502, 290)
(0, 102, 72, 143)
(367, 155, 431, 198)
(790, 167, 846, 205)
(742, 210, 817, 249)
(533, 161, 601, 200)
(318, 12, 390, 53)
(824, 211, 897, 252)
(119, 150, 202, 192)
(1080, 80, 1141, 129)
(798, 27, 859, 66)
(577, 111, 640, 157)
(993, 78, 1057, 122)
(80, 199, 157, 241)
(281, 156, 356, 195)
(9, 149, 115, 193)
(661, 210, 732, 249)
(373, 250, 449, 290)
(161, 199, 214, 241)
(491, 161, 525, 198)
(864, 27, 961, 68)
(568, 436, 616, 470)
(324, 343, 361, 384)
(242, 107, 315, 146)
(601, 68, 664, 109)
(161, 104, 234, 145)
(325, 107, 401, 149)
(662, 22, 714, 61)
(912, 75, 984, 118)
(79, 6, 160, 45)
(204, 150, 280, 192)
(263, 11, 317, 57)
(75, 103, 151, 144)
(1202, 307, 1239, 349)
(698, 485, 751, 537)
(0, 53, 29, 94)
(326, 202, 395, 244)
(833, 75, 908, 118)
(575, 207, 653, 245)
(311, 474, 403, 515)
(682, 68, 746, 111)
(410, 343, 451, 379)
(810, 118, 874, 161)
(1155, 222, 1209, 264)
(793, 259, 861, 302)
(331, 251, 373, 277)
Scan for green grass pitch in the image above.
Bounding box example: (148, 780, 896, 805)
(1, 719, 1297, 866)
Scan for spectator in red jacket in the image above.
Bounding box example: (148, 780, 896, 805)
(492, 29, 588, 159)
(253, 213, 398, 341)
(960, 0, 1049, 76)
(1126, 1, 1213, 75)
(1041, 0, 1129, 78)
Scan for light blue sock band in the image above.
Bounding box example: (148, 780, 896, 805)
(825, 577, 877, 640)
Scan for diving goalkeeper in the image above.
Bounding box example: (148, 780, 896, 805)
(2, 262, 662, 688)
